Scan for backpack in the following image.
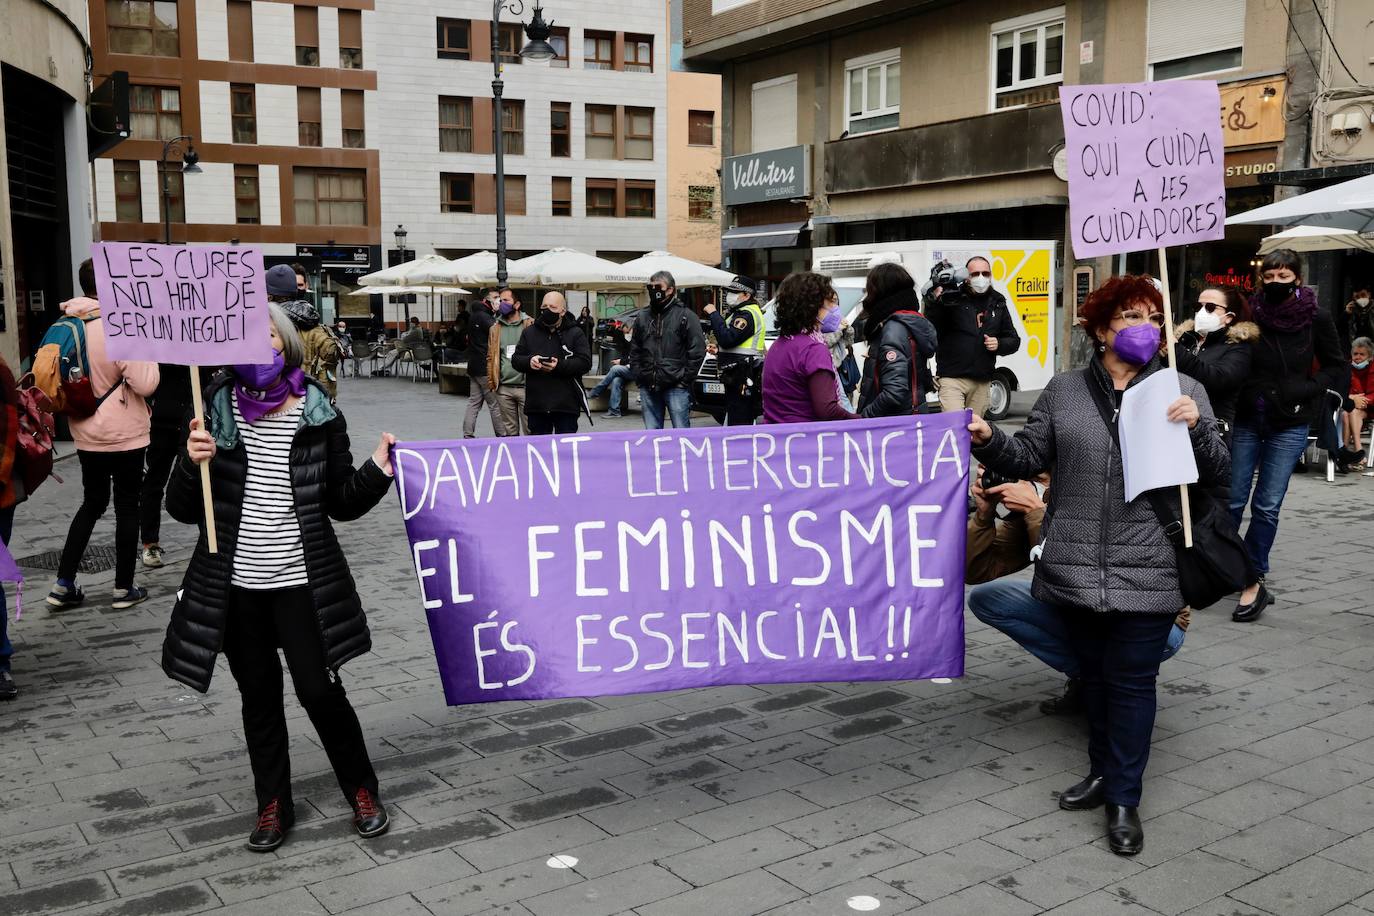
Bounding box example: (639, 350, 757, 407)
(31, 315, 120, 418)
(12, 374, 57, 496)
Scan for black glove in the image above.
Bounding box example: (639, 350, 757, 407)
(1176, 330, 1201, 351)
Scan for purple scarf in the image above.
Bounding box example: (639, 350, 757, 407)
(234, 368, 307, 425)
(1250, 284, 1319, 334)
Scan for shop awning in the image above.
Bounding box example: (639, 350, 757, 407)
(721, 222, 808, 250)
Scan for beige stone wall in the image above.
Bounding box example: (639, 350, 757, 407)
(668, 68, 724, 265)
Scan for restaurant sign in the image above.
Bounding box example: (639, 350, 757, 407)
(722, 145, 811, 206)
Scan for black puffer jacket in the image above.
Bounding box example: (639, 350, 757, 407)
(925, 287, 1020, 381)
(857, 309, 938, 418)
(468, 305, 496, 376)
(161, 375, 393, 692)
(512, 316, 593, 415)
(628, 298, 707, 390)
(974, 356, 1230, 614)
(1172, 319, 1258, 429)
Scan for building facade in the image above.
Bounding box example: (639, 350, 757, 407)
(87, 0, 384, 321)
(683, 0, 1294, 369)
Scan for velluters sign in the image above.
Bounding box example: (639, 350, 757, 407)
(722, 145, 811, 206)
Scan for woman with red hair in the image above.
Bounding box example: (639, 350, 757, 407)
(968, 275, 1230, 856)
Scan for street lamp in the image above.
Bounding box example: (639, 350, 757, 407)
(394, 223, 411, 324)
(159, 135, 200, 244)
(492, 2, 557, 287)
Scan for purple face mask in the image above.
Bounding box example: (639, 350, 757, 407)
(819, 307, 842, 334)
(1110, 323, 1160, 366)
(232, 349, 285, 388)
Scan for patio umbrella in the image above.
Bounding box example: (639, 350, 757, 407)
(1227, 173, 1374, 232)
(505, 248, 650, 291)
(1258, 224, 1374, 255)
(443, 251, 502, 287)
(619, 251, 737, 288)
(345, 285, 473, 296)
(357, 253, 462, 287)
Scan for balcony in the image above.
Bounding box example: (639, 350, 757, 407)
(682, 0, 955, 63)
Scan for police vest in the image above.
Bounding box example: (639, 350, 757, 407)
(721, 301, 767, 355)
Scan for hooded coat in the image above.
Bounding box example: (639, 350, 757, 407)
(856, 289, 938, 418)
(1171, 319, 1259, 429)
(58, 297, 160, 452)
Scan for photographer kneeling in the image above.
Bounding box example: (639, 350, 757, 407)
(966, 466, 1189, 716)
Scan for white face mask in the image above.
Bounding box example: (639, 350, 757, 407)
(1193, 307, 1225, 335)
(726, 292, 745, 307)
(969, 276, 992, 294)
(1358, 297, 1371, 307)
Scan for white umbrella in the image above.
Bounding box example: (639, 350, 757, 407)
(619, 251, 736, 288)
(1227, 173, 1374, 232)
(357, 253, 463, 287)
(505, 247, 651, 291)
(346, 285, 472, 296)
(443, 251, 502, 286)
(1258, 224, 1374, 254)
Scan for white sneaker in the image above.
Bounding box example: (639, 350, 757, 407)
(142, 545, 165, 568)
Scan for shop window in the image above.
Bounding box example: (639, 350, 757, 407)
(441, 173, 475, 213)
(342, 90, 366, 149)
(585, 31, 614, 70)
(586, 179, 616, 216)
(586, 104, 615, 159)
(227, 1, 254, 61)
(624, 34, 653, 73)
(235, 165, 260, 224)
(107, 1, 179, 57)
(624, 107, 653, 160)
(298, 87, 322, 147)
(130, 85, 181, 140)
(158, 162, 185, 223)
(113, 160, 142, 222)
(504, 175, 527, 216)
(551, 102, 571, 157)
(688, 186, 714, 221)
(688, 110, 714, 146)
(294, 168, 367, 225)
(845, 50, 900, 134)
(549, 27, 570, 68)
(552, 177, 572, 216)
(991, 8, 1063, 109)
(231, 84, 257, 144)
(339, 9, 363, 69)
(295, 5, 320, 66)
(502, 100, 525, 155)
(625, 182, 655, 218)
(439, 97, 474, 152)
(437, 18, 471, 60)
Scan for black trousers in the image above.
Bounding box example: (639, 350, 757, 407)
(527, 412, 579, 435)
(140, 420, 181, 545)
(1062, 608, 1176, 807)
(223, 587, 378, 814)
(58, 448, 146, 590)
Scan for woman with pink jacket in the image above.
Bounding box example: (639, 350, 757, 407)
(46, 259, 159, 610)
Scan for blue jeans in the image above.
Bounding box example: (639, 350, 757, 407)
(591, 365, 632, 413)
(0, 506, 16, 673)
(641, 386, 691, 430)
(967, 579, 1185, 680)
(1229, 420, 1309, 577)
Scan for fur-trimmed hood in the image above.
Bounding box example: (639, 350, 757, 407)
(1174, 319, 1260, 345)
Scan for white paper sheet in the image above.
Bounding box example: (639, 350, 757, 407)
(1118, 367, 1199, 502)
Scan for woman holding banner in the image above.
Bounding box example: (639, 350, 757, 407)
(162, 304, 397, 852)
(762, 272, 858, 423)
(969, 275, 1230, 856)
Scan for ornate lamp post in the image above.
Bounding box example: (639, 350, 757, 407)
(159, 136, 201, 244)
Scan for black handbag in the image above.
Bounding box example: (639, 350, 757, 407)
(1085, 368, 1253, 609)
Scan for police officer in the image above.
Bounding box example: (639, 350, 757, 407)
(704, 275, 766, 425)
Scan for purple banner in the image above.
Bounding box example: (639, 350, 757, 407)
(395, 414, 970, 705)
(1060, 81, 1225, 259)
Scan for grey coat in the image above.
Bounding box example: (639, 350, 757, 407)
(973, 357, 1230, 614)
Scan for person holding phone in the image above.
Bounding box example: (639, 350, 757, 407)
(512, 291, 593, 434)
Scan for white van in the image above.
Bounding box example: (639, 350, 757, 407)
(814, 240, 1058, 420)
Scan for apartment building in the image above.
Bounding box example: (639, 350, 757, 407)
(683, 0, 1292, 369)
(88, 0, 383, 312)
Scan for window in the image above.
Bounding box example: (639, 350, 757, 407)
(231, 84, 256, 144)
(1151, 48, 1241, 80)
(845, 50, 900, 134)
(751, 75, 796, 152)
(113, 160, 141, 222)
(586, 104, 615, 159)
(129, 85, 181, 140)
(552, 177, 572, 216)
(502, 100, 525, 155)
(551, 102, 571, 157)
(339, 9, 363, 69)
(625, 181, 655, 218)
(688, 110, 714, 146)
(586, 179, 616, 216)
(106, 1, 179, 56)
(688, 186, 714, 221)
(1147, 0, 1243, 80)
(624, 34, 653, 73)
(440, 173, 474, 213)
(624, 107, 653, 160)
(227, 1, 254, 61)
(497, 23, 523, 66)
(234, 165, 260, 224)
(585, 31, 614, 70)
(295, 6, 320, 66)
(298, 87, 322, 147)
(294, 168, 367, 225)
(437, 18, 471, 59)
(549, 27, 570, 68)
(439, 96, 473, 152)
(503, 176, 526, 216)
(991, 8, 1064, 109)
(158, 162, 185, 223)
(342, 90, 365, 149)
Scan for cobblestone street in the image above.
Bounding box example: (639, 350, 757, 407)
(4, 376, 1374, 915)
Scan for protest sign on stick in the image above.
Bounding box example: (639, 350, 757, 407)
(1059, 81, 1227, 546)
(93, 243, 275, 552)
(396, 414, 970, 704)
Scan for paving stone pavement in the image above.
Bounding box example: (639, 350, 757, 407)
(3, 375, 1374, 915)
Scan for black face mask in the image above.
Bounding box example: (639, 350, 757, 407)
(1263, 281, 1296, 305)
(538, 308, 560, 327)
(648, 287, 670, 308)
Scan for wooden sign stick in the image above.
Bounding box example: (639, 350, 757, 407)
(1155, 247, 1194, 549)
(189, 369, 218, 554)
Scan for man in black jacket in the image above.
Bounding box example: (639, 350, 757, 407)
(463, 291, 502, 438)
(629, 271, 707, 429)
(926, 256, 1021, 416)
(512, 292, 593, 434)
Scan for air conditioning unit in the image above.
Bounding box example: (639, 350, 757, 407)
(815, 255, 875, 273)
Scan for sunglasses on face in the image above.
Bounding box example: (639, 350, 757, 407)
(1197, 301, 1231, 314)
(1116, 309, 1166, 328)
(968, 271, 992, 278)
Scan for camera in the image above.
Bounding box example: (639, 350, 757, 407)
(928, 259, 968, 291)
(980, 467, 1019, 490)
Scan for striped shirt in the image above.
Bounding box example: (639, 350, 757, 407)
(231, 394, 309, 590)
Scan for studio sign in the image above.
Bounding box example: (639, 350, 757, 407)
(723, 145, 811, 206)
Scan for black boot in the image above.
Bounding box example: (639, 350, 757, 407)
(1232, 580, 1273, 623)
(247, 798, 294, 852)
(1106, 803, 1143, 855)
(1040, 678, 1084, 716)
(1058, 775, 1106, 811)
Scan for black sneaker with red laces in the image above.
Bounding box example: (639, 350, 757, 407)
(247, 798, 294, 852)
(352, 787, 389, 838)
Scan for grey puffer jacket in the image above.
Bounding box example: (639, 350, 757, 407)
(973, 357, 1230, 614)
